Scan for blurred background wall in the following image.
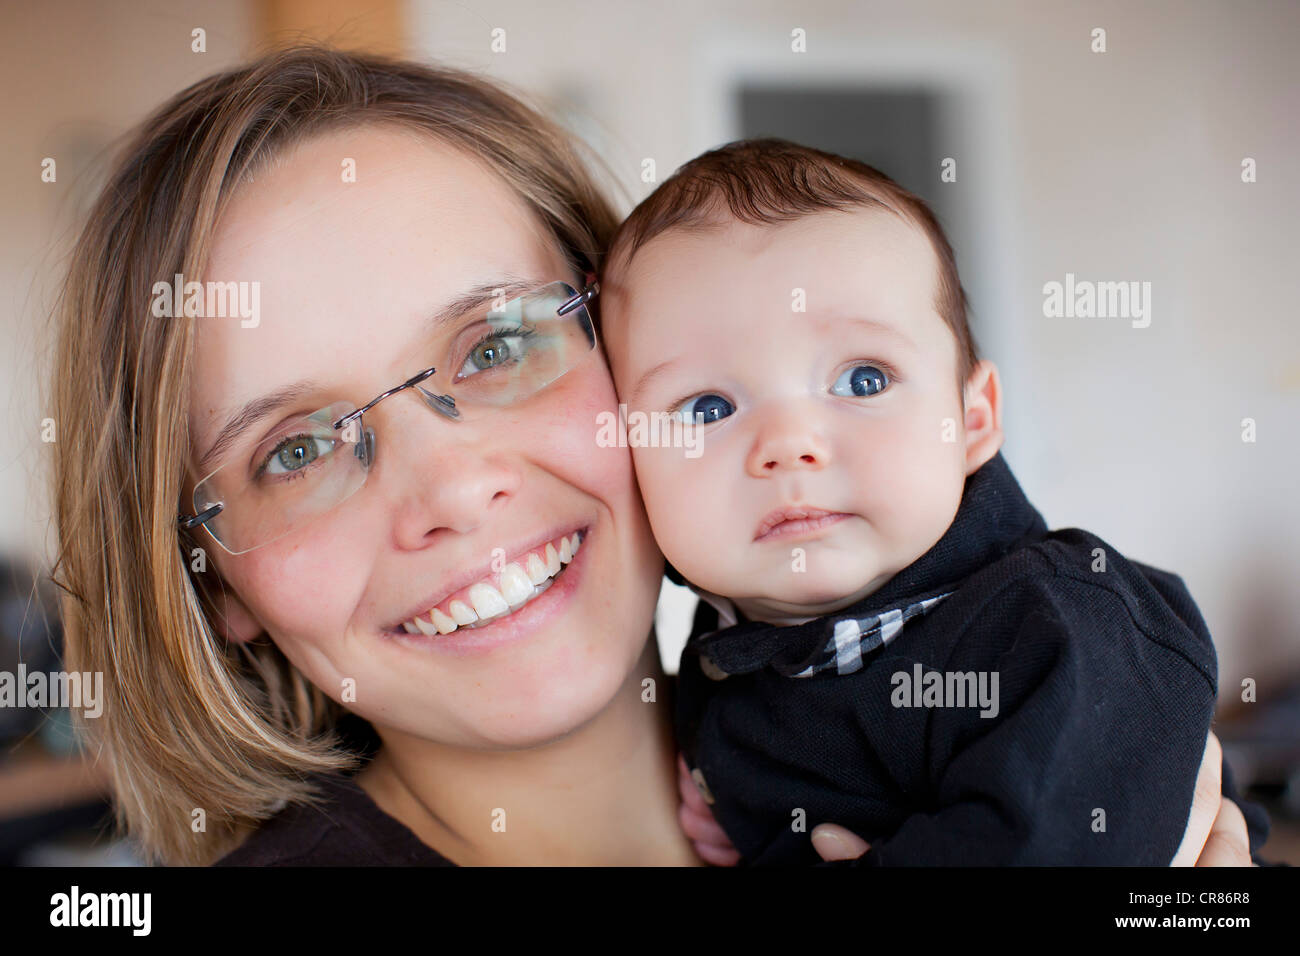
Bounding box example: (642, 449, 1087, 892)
(1, 0, 1296, 863)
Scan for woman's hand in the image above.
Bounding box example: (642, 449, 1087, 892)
(676, 752, 866, 864)
(809, 730, 1255, 865)
(677, 754, 741, 866)
(810, 823, 873, 861)
(1171, 730, 1254, 866)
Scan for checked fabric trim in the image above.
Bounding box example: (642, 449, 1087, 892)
(776, 591, 954, 678)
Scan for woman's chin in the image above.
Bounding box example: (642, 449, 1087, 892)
(448, 654, 638, 750)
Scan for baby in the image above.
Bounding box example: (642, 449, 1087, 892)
(598, 138, 1268, 865)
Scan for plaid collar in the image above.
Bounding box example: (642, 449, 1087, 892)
(672, 452, 1047, 678)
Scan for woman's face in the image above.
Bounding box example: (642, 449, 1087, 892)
(185, 124, 664, 749)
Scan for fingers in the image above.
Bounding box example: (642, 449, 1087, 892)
(1170, 730, 1223, 866)
(1196, 796, 1253, 867)
(693, 841, 743, 867)
(811, 823, 871, 862)
(679, 803, 742, 866)
(677, 753, 707, 812)
(677, 794, 732, 847)
(677, 754, 741, 866)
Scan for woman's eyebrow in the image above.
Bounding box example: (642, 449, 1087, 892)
(197, 276, 544, 473)
(197, 381, 322, 473)
(432, 275, 538, 329)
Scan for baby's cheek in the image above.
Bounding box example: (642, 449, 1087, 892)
(880, 432, 966, 551)
(629, 446, 697, 558)
(635, 448, 747, 599)
(627, 445, 670, 522)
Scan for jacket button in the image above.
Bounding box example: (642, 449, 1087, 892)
(698, 654, 729, 681)
(690, 767, 716, 805)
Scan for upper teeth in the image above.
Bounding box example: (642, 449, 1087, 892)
(400, 531, 583, 636)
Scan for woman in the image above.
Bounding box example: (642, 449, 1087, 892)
(47, 46, 1251, 867)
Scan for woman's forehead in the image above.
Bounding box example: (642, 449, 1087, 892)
(210, 125, 552, 275)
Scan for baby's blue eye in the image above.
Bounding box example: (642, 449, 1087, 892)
(675, 394, 735, 424)
(831, 365, 889, 398)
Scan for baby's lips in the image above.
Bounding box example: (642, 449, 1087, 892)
(753, 505, 840, 540)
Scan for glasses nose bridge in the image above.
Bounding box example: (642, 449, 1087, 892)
(350, 369, 483, 476)
(335, 365, 456, 431)
(332, 278, 599, 437)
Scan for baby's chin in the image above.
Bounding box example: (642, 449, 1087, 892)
(727, 569, 896, 624)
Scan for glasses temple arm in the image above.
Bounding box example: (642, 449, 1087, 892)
(557, 280, 599, 316)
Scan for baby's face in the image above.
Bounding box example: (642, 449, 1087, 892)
(602, 208, 974, 623)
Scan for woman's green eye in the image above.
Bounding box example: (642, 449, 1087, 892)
(265, 435, 332, 475)
(457, 331, 532, 378)
(470, 337, 511, 369)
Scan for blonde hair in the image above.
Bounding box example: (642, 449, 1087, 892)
(48, 45, 620, 866)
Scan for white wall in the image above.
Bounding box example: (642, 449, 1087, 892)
(3, 1, 1295, 691)
(1, 0, 256, 570)
(405, 0, 1300, 684)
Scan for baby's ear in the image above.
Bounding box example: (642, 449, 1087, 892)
(961, 359, 1004, 475)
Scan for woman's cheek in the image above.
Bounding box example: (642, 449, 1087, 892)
(234, 531, 367, 652)
(543, 360, 639, 499)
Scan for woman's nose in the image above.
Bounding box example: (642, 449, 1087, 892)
(744, 408, 832, 477)
(379, 403, 522, 549)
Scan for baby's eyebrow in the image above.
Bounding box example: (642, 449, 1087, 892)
(628, 357, 683, 406)
(840, 316, 918, 349)
(623, 315, 918, 407)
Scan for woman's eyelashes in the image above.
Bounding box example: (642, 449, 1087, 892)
(261, 433, 331, 479)
(453, 327, 536, 382)
(830, 363, 891, 398)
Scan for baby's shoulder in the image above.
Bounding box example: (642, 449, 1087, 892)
(937, 529, 1216, 689)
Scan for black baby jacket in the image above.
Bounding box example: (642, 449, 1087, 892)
(672, 452, 1270, 865)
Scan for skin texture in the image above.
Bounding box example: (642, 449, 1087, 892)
(184, 125, 695, 865)
(602, 208, 1003, 626)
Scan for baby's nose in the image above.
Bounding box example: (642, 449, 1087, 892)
(745, 417, 831, 476)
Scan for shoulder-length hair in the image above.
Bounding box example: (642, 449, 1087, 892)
(48, 45, 619, 866)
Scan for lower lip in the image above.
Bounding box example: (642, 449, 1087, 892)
(755, 513, 851, 542)
(383, 527, 591, 658)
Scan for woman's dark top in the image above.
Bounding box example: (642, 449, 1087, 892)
(213, 713, 453, 866)
(212, 769, 454, 866)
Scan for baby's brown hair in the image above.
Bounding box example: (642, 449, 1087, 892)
(605, 138, 979, 391)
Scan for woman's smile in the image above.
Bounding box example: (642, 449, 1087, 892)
(388, 526, 587, 635)
(383, 523, 593, 658)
